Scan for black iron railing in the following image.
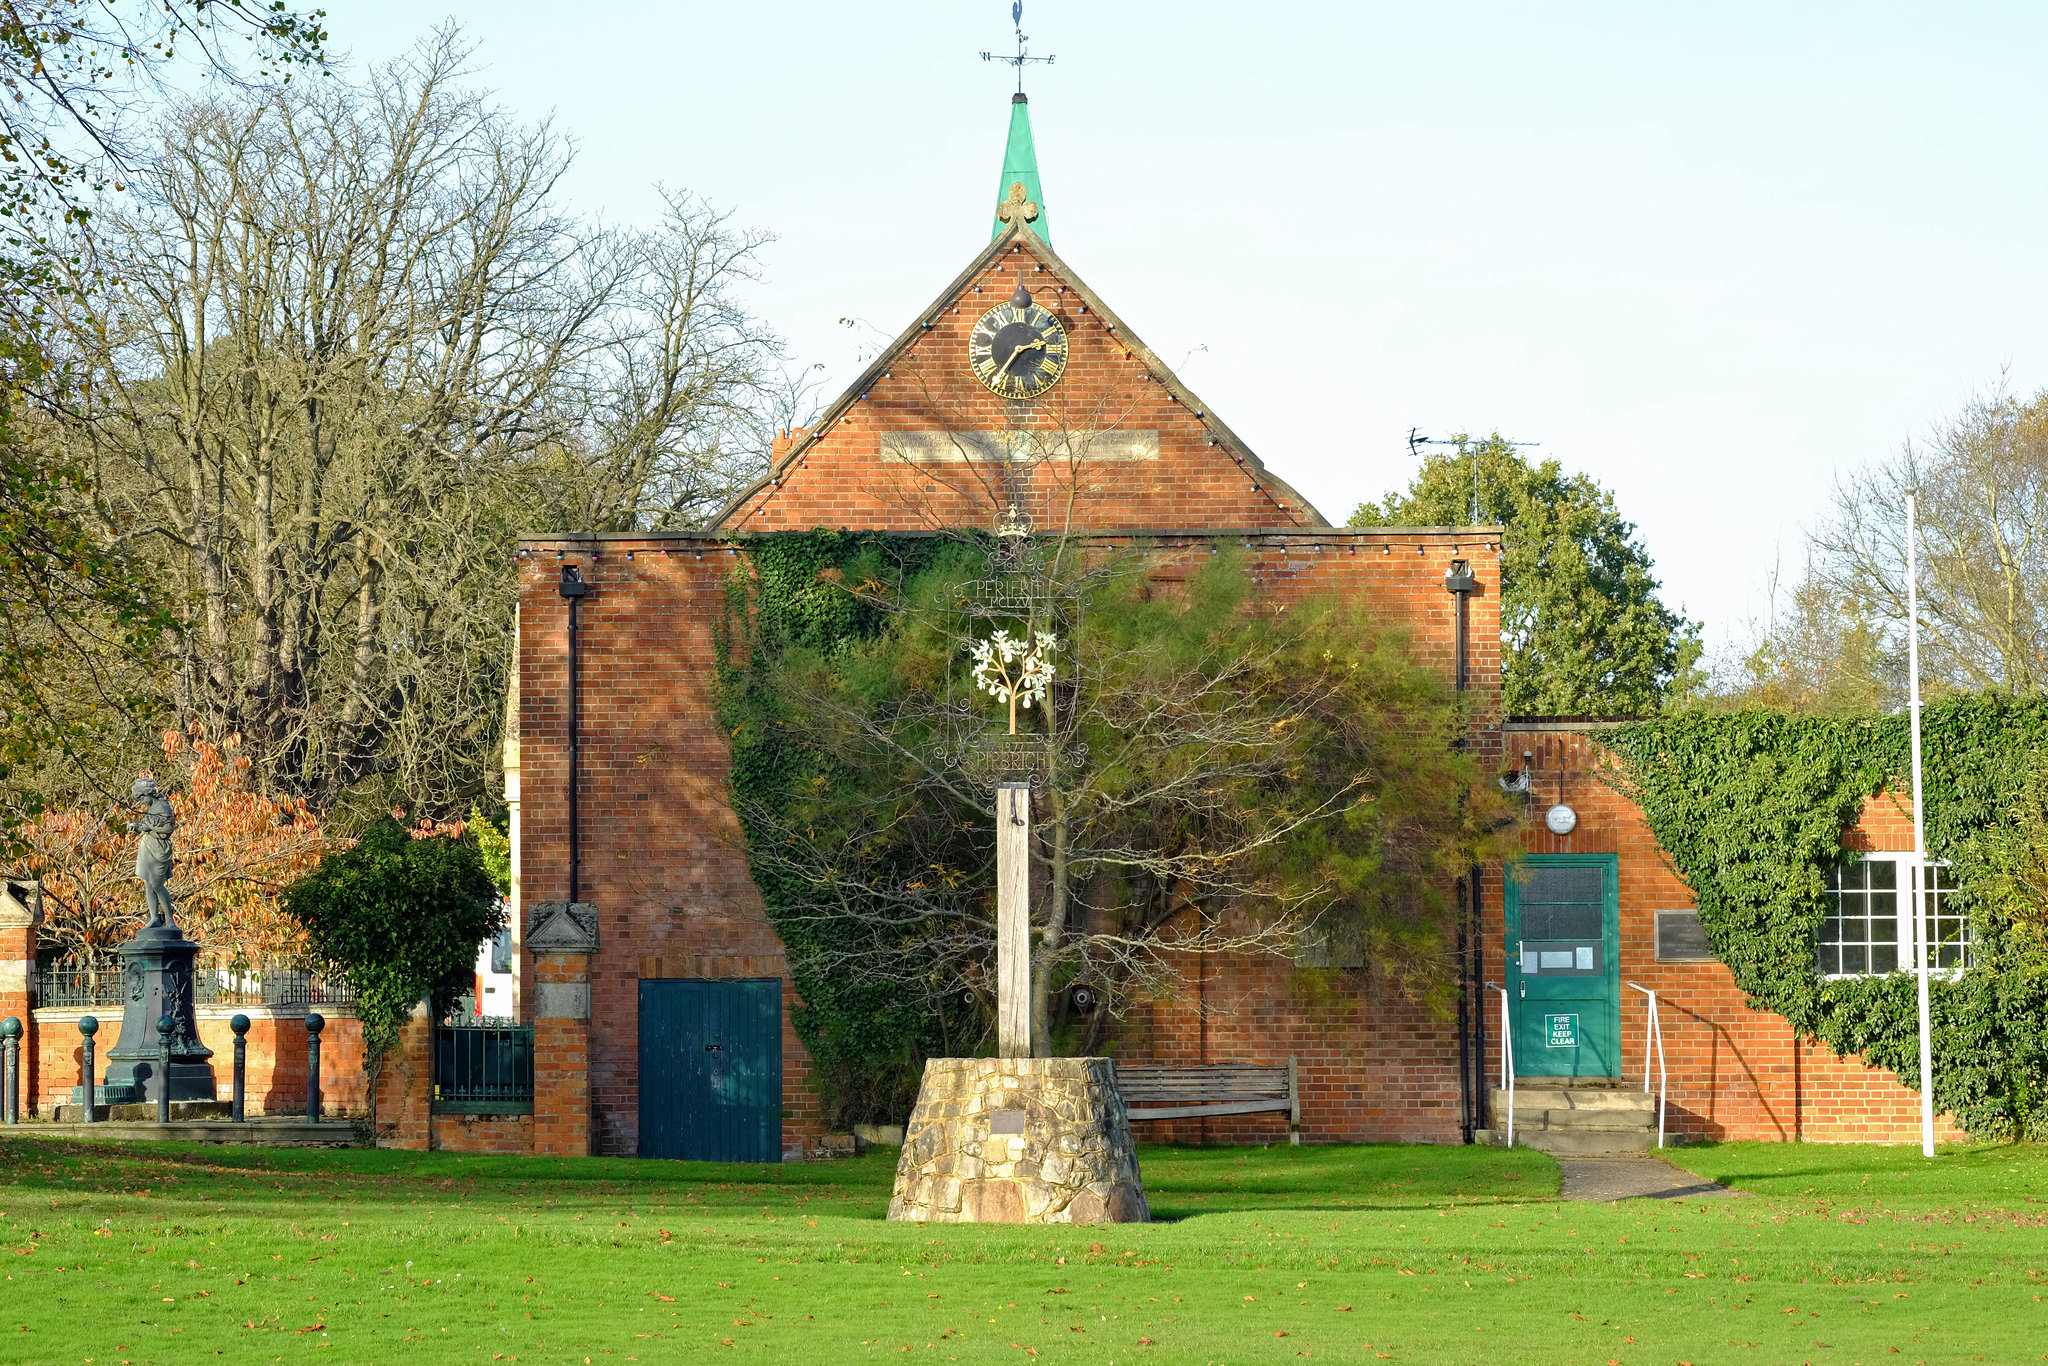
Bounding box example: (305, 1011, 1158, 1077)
(32, 958, 355, 1009)
(433, 1018, 534, 1114)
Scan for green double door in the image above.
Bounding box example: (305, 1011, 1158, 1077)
(1506, 854, 1620, 1077)
(638, 978, 783, 1162)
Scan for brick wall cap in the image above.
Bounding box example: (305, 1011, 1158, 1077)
(1504, 717, 1639, 732)
(0, 878, 42, 930)
(527, 901, 600, 953)
(517, 526, 1506, 550)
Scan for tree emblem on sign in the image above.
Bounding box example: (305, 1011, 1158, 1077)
(970, 628, 1057, 734)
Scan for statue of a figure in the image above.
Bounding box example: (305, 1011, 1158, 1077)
(131, 777, 177, 929)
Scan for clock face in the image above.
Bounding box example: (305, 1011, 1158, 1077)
(968, 297, 1069, 399)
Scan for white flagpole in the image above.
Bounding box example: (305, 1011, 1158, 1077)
(1906, 493, 1935, 1158)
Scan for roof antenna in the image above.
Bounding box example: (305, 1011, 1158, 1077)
(982, 1, 1055, 97)
(1407, 430, 1541, 525)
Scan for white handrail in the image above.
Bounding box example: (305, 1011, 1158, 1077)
(1626, 983, 1667, 1148)
(1492, 983, 1515, 1149)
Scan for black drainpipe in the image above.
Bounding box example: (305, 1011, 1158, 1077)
(1444, 555, 1479, 1144)
(559, 562, 591, 902)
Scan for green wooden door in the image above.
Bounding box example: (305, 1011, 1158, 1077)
(1506, 855, 1620, 1077)
(638, 978, 783, 1162)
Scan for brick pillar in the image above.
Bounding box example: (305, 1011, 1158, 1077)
(526, 901, 598, 1157)
(0, 879, 41, 1114)
(374, 1001, 433, 1149)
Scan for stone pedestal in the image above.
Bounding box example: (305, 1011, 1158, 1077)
(888, 1057, 1148, 1224)
(89, 923, 216, 1105)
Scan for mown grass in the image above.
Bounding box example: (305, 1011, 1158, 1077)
(0, 1135, 2041, 1365)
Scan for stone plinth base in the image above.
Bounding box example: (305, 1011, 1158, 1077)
(55, 1099, 229, 1123)
(888, 1057, 1148, 1224)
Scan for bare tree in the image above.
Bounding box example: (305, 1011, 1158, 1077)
(1812, 383, 2048, 697)
(1708, 549, 1901, 713)
(34, 32, 788, 813)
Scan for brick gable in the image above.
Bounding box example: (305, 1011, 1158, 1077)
(718, 224, 1328, 534)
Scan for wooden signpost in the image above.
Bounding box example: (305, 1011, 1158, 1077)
(996, 781, 1032, 1059)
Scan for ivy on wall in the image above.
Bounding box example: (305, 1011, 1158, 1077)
(714, 529, 979, 1127)
(1606, 695, 2048, 1140)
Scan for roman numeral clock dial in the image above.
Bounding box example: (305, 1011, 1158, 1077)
(968, 286, 1068, 399)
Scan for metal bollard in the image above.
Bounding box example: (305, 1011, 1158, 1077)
(304, 1013, 324, 1122)
(78, 1016, 98, 1123)
(230, 1014, 249, 1122)
(156, 1013, 174, 1124)
(1, 1016, 19, 1124)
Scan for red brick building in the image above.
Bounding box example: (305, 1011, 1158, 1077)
(473, 97, 1955, 1158)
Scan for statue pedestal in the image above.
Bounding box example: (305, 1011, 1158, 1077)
(887, 1058, 1148, 1224)
(77, 923, 216, 1105)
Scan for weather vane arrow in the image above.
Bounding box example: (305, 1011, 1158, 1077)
(981, 0, 1055, 95)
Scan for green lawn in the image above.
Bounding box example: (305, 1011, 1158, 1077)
(0, 1135, 2042, 1365)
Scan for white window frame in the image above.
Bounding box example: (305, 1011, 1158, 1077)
(1816, 852, 1970, 981)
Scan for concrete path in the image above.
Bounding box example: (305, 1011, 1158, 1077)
(1557, 1156, 1736, 1202)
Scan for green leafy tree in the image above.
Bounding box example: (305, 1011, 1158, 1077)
(469, 806, 513, 899)
(1351, 435, 1701, 715)
(721, 531, 1512, 1123)
(282, 817, 501, 1117)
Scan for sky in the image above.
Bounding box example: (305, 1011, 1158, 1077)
(306, 0, 2048, 657)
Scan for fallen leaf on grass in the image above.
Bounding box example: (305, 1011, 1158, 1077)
(1136, 1338, 1153, 1347)
(649, 1294, 675, 1303)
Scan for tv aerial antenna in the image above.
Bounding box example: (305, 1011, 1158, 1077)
(1406, 428, 1541, 526)
(982, 1, 1055, 95)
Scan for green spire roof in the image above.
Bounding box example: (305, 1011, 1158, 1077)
(990, 93, 1049, 245)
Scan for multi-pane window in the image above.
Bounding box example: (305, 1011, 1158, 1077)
(1817, 855, 1969, 977)
(1923, 863, 1968, 969)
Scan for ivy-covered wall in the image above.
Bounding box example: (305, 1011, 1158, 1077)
(715, 530, 980, 1127)
(1606, 695, 2048, 1140)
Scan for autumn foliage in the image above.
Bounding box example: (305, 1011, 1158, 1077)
(19, 723, 338, 963)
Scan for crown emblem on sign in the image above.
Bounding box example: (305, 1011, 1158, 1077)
(996, 182, 1040, 230)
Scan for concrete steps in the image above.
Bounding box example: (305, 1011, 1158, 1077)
(1477, 1084, 1657, 1156)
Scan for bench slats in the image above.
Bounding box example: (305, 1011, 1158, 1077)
(1111, 1058, 1302, 1143)
(1125, 1099, 1292, 1121)
(1114, 1064, 1286, 1081)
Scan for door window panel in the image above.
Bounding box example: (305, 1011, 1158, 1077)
(1516, 865, 1606, 974)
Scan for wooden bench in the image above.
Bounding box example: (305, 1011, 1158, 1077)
(1114, 1058, 1300, 1144)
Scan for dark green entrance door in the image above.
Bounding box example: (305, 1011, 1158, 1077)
(1506, 855, 1620, 1077)
(638, 978, 783, 1162)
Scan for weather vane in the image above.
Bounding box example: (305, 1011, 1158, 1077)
(982, 1, 1055, 96)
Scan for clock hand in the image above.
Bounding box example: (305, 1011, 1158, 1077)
(994, 337, 1048, 383)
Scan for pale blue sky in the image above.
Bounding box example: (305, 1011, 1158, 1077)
(315, 1, 2048, 656)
